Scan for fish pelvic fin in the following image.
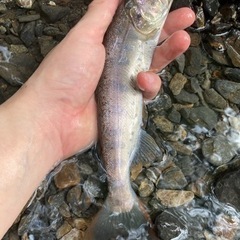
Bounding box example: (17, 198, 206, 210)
(84, 197, 153, 240)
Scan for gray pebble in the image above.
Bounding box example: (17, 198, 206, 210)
(181, 106, 218, 129)
(169, 73, 188, 95)
(156, 210, 187, 240)
(138, 178, 155, 197)
(215, 79, 240, 104)
(202, 135, 236, 166)
(184, 47, 204, 76)
(40, 4, 70, 23)
(203, 88, 228, 109)
(18, 14, 40, 23)
(224, 67, 240, 82)
(175, 89, 199, 104)
(168, 108, 181, 123)
(0, 62, 25, 86)
(156, 165, 188, 190)
(20, 21, 36, 47)
(0, 3, 7, 13)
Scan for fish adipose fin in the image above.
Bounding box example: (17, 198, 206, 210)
(84, 198, 152, 240)
(132, 130, 162, 165)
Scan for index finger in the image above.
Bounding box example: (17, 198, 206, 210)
(159, 7, 195, 42)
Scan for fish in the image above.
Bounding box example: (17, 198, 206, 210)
(85, 0, 173, 239)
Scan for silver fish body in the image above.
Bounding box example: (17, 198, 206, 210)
(85, 1, 173, 239)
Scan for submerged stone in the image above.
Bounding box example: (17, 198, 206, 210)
(215, 79, 240, 104)
(54, 163, 81, 189)
(155, 210, 187, 240)
(181, 106, 218, 129)
(155, 189, 194, 208)
(202, 135, 236, 166)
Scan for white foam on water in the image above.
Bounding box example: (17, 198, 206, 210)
(0, 46, 12, 62)
(191, 125, 209, 134)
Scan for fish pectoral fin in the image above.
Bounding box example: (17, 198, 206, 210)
(132, 130, 163, 165)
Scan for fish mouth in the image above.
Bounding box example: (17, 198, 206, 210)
(125, 0, 173, 35)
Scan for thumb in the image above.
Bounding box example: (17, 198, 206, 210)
(73, 0, 120, 43)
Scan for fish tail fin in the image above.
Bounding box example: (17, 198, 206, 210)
(84, 195, 154, 240)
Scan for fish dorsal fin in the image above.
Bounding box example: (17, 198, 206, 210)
(132, 130, 163, 165)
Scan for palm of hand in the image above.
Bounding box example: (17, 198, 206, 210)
(14, 3, 195, 160)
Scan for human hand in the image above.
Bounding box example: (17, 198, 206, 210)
(2, 0, 195, 162)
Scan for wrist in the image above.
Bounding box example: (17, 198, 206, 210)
(0, 88, 62, 237)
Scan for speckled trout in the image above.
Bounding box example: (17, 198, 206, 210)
(85, 0, 173, 239)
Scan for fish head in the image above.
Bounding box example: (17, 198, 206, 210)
(125, 0, 173, 35)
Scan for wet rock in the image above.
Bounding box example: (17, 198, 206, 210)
(155, 210, 187, 240)
(40, 3, 70, 23)
(38, 36, 57, 57)
(170, 141, 192, 156)
(60, 228, 81, 240)
(206, 45, 231, 66)
(155, 189, 194, 208)
(145, 167, 161, 184)
(153, 115, 174, 133)
(16, 0, 35, 8)
(213, 213, 239, 240)
(181, 106, 218, 129)
(130, 163, 143, 181)
(18, 202, 62, 236)
(66, 185, 82, 216)
(0, 3, 7, 13)
(194, 6, 205, 29)
(148, 93, 172, 113)
(172, 103, 194, 111)
(215, 79, 240, 104)
(20, 21, 36, 47)
(48, 191, 65, 207)
(169, 73, 188, 95)
(0, 26, 7, 34)
(174, 54, 185, 73)
(59, 202, 71, 218)
(202, 135, 236, 166)
(54, 0, 72, 5)
(171, 0, 192, 10)
(226, 41, 240, 68)
(83, 175, 106, 199)
(190, 77, 202, 94)
(203, 88, 228, 109)
(189, 32, 201, 47)
(43, 26, 64, 37)
(203, 0, 220, 17)
(18, 14, 41, 23)
(175, 155, 195, 178)
(0, 62, 25, 86)
(72, 218, 89, 231)
(56, 221, 72, 239)
(10, 53, 38, 81)
(78, 162, 94, 176)
(175, 89, 199, 104)
(54, 162, 81, 189)
(10, 44, 28, 54)
(138, 178, 155, 198)
(165, 125, 188, 142)
(184, 47, 204, 76)
(224, 67, 240, 82)
(156, 165, 188, 190)
(167, 108, 181, 123)
(214, 169, 240, 211)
